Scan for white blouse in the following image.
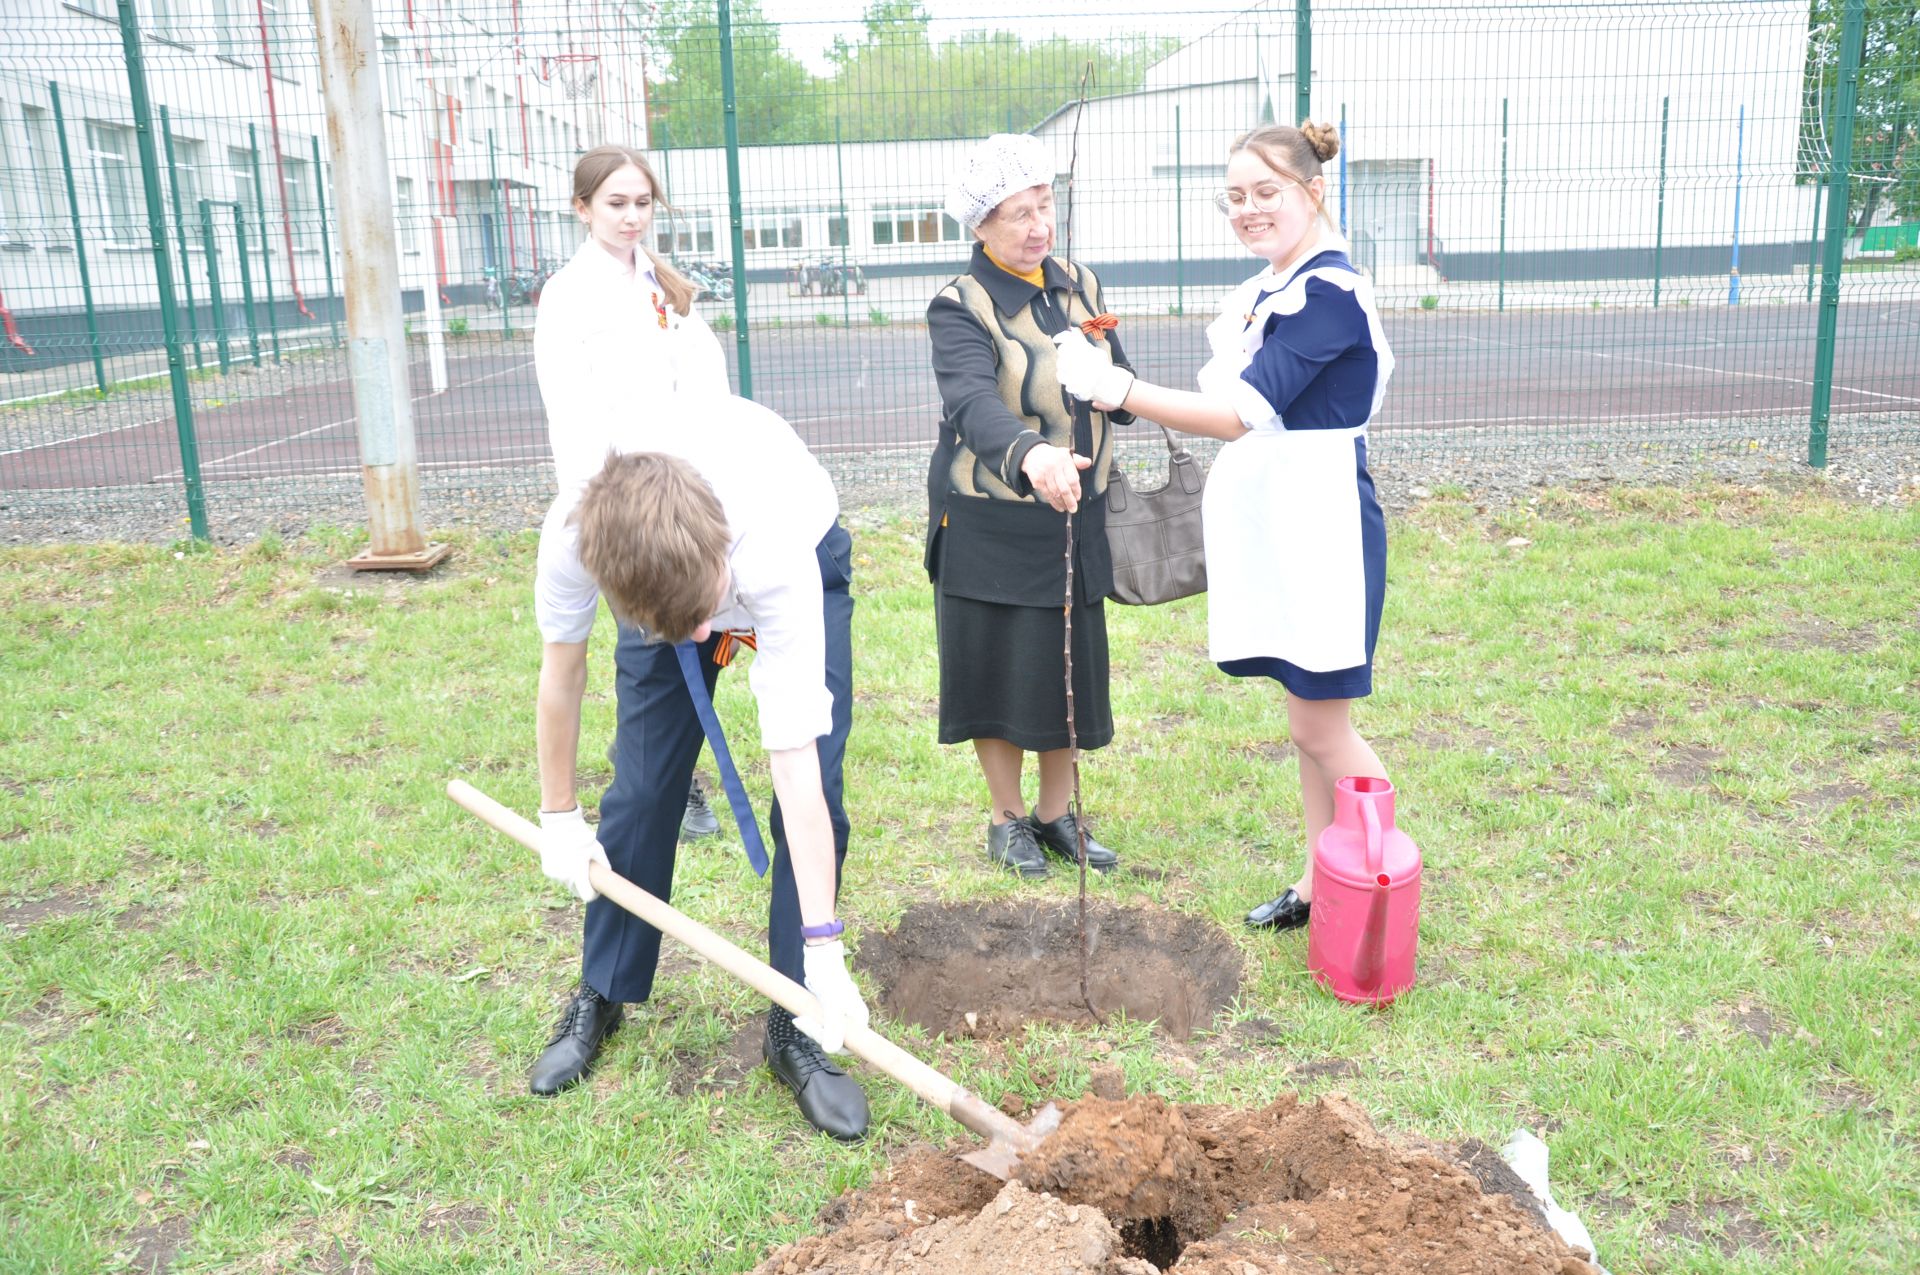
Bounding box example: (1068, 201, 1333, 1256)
(533, 239, 731, 499)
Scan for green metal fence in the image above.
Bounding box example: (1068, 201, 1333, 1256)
(0, 0, 1914, 541)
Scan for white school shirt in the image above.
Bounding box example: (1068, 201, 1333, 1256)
(533, 394, 840, 752)
(533, 239, 731, 498)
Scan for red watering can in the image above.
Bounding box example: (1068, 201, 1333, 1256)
(1308, 776, 1421, 1005)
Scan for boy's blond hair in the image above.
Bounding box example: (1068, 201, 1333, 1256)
(572, 451, 730, 643)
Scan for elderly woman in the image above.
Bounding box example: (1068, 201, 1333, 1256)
(924, 133, 1135, 878)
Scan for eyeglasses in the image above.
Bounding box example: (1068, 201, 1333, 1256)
(1212, 184, 1294, 217)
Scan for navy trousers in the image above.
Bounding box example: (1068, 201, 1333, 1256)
(584, 523, 855, 1003)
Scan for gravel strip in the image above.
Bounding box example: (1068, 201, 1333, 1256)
(3, 411, 1915, 546)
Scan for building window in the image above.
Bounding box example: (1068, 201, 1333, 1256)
(165, 134, 203, 231)
(381, 36, 407, 113)
(228, 145, 258, 235)
(21, 106, 70, 244)
(395, 176, 418, 253)
(827, 213, 849, 248)
(86, 122, 142, 245)
(872, 204, 962, 246)
(283, 155, 317, 250)
(655, 210, 716, 258)
(743, 210, 802, 252)
(144, 0, 184, 42)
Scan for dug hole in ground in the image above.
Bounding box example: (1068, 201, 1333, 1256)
(756, 901, 1601, 1274)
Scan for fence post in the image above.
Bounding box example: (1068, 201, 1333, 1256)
(232, 202, 262, 367)
(1294, 0, 1310, 125)
(200, 200, 231, 374)
(1653, 95, 1668, 308)
(718, 0, 752, 396)
(1805, 181, 1823, 304)
(311, 136, 342, 348)
(47, 82, 109, 397)
(116, 0, 207, 540)
(312, 0, 448, 570)
(159, 104, 201, 370)
(1174, 104, 1184, 316)
(1728, 104, 1744, 306)
(1497, 98, 1508, 313)
(1338, 102, 1347, 236)
(1809, 0, 1865, 469)
(489, 129, 511, 340)
(835, 115, 850, 328)
(248, 124, 282, 361)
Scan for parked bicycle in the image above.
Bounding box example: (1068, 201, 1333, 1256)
(787, 257, 867, 297)
(680, 260, 735, 303)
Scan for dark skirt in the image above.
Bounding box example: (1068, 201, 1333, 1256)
(935, 583, 1113, 752)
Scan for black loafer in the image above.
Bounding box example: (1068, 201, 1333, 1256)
(986, 816, 1049, 877)
(1028, 810, 1118, 872)
(765, 1019, 869, 1141)
(1245, 888, 1311, 931)
(529, 983, 623, 1095)
(679, 782, 721, 842)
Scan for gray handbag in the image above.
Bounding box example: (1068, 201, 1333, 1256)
(1105, 425, 1208, 606)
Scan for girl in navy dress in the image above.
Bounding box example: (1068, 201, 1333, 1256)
(1053, 120, 1393, 934)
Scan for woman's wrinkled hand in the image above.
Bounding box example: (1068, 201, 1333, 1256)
(1020, 443, 1093, 513)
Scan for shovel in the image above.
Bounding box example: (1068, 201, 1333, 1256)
(447, 778, 1059, 1179)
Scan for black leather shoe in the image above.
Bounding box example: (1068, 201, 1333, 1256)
(986, 815, 1049, 877)
(765, 1018, 869, 1141)
(679, 781, 720, 842)
(1028, 810, 1118, 872)
(1245, 888, 1311, 930)
(529, 983, 623, 1096)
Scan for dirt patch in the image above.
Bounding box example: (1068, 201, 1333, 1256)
(756, 1092, 1597, 1274)
(855, 902, 1242, 1042)
(1789, 781, 1871, 813)
(1729, 1002, 1777, 1045)
(1, 887, 96, 930)
(421, 1203, 493, 1240)
(115, 1215, 193, 1273)
(1652, 744, 1723, 788)
(1455, 1138, 1552, 1232)
(290, 1016, 351, 1049)
(1653, 1199, 1774, 1259)
(1766, 618, 1880, 653)
(1609, 710, 1659, 739)
(274, 1147, 316, 1175)
(668, 1016, 768, 1096)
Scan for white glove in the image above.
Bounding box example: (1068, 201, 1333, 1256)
(537, 806, 609, 903)
(793, 939, 870, 1055)
(1052, 329, 1135, 408)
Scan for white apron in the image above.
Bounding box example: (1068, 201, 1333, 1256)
(1197, 259, 1392, 674)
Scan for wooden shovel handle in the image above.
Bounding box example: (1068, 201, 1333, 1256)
(445, 779, 1031, 1151)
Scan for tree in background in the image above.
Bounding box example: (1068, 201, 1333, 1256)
(1799, 0, 1919, 234)
(646, 0, 1174, 147)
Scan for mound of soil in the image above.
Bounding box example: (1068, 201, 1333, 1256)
(754, 1093, 1597, 1275)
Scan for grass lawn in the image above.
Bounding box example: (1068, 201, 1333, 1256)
(2, 484, 1916, 1274)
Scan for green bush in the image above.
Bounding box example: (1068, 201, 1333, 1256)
(447, 316, 470, 336)
(1419, 294, 1438, 311)
(815, 312, 837, 327)
(712, 312, 734, 332)
(869, 307, 890, 327)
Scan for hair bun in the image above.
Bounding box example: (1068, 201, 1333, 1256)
(1299, 119, 1341, 163)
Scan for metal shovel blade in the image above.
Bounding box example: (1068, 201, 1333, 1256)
(958, 1102, 1063, 1180)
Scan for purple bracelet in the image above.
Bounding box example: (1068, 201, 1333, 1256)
(800, 918, 845, 940)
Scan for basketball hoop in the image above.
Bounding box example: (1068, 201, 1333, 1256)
(546, 53, 600, 101)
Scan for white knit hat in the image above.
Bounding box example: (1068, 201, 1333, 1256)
(944, 133, 1056, 231)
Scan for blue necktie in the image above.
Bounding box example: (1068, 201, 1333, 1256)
(674, 640, 770, 877)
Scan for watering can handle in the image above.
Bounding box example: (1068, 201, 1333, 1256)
(1362, 795, 1382, 877)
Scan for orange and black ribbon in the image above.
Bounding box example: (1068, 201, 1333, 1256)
(712, 630, 758, 667)
(1080, 312, 1119, 341)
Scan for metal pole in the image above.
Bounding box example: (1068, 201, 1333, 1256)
(1653, 95, 1669, 308)
(200, 200, 231, 374)
(1338, 102, 1347, 235)
(117, 0, 207, 539)
(248, 124, 281, 361)
(312, 0, 448, 569)
(489, 129, 511, 341)
(232, 202, 262, 366)
(1294, 0, 1310, 125)
(311, 135, 341, 347)
(1806, 180, 1823, 304)
(48, 81, 109, 396)
(1809, 0, 1865, 469)
(1728, 104, 1744, 306)
(718, 0, 752, 396)
(1498, 97, 1508, 313)
(1174, 104, 1184, 316)
(159, 104, 201, 370)
(835, 115, 849, 327)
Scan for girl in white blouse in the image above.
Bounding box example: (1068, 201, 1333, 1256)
(534, 144, 730, 498)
